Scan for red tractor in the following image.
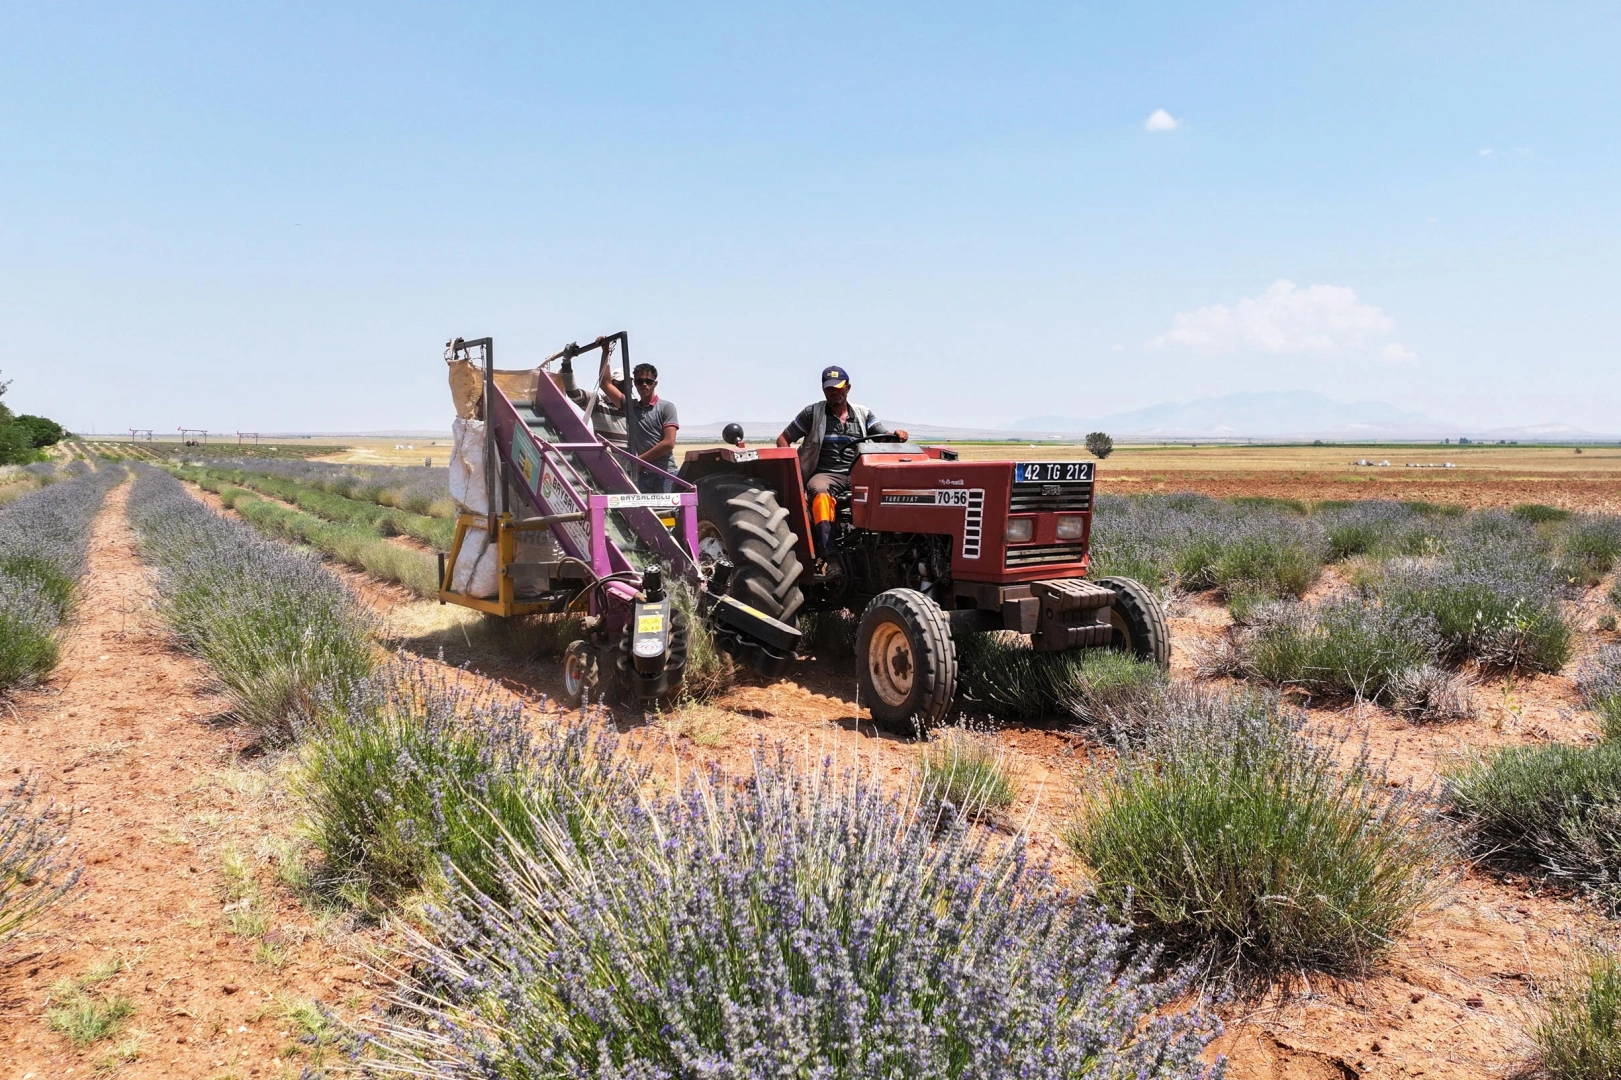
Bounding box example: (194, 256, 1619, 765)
(679, 431, 1168, 733)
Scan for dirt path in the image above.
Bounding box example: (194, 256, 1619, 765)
(0, 481, 365, 1078)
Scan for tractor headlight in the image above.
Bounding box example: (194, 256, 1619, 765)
(1005, 518, 1034, 543)
(1055, 515, 1085, 540)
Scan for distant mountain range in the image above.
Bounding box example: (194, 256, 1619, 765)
(1013, 391, 1618, 442)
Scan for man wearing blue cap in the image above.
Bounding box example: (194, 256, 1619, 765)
(777, 365, 908, 556)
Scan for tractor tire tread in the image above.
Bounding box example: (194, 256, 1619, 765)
(697, 473, 806, 627)
(857, 588, 957, 737)
(1096, 575, 1171, 667)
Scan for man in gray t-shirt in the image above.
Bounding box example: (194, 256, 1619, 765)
(626, 363, 679, 493)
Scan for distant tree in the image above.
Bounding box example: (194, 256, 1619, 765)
(1085, 431, 1114, 459)
(12, 415, 65, 448)
(0, 371, 62, 464)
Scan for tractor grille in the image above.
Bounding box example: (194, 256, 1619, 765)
(1009, 480, 1093, 513)
(1005, 542, 1088, 569)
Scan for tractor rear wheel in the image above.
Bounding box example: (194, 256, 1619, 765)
(696, 473, 805, 625)
(856, 588, 957, 738)
(1096, 576, 1171, 667)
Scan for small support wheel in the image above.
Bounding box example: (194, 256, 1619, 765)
(856, 588, 957, 738)
(562, 639, 599, 704)
(1096, 576, 1171, 667)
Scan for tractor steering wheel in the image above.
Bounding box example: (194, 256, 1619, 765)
(866, 432, 906, 443)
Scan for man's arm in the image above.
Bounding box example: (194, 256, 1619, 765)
(777, 406, 813, 447)
(641, 424, 678, 463)
(864, 414, 909, 443)
(598, 357, 625, 408)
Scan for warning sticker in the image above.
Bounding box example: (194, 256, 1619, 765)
(637, 614, 664, 634)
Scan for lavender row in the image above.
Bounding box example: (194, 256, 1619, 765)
(0, 465, 122, 691)
(125, 464, 375, 736)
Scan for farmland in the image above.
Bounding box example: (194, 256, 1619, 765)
(2, 441, 1621, 1078)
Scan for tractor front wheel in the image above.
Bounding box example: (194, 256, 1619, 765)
(696, 473, 805, 625)
(1096, 576, 1171, 667)
(856, 589, 957, 738)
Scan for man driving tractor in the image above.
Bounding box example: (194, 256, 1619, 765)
(776, 365, 908, 556)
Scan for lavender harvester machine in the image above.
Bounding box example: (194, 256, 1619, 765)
(437, 334, 799, 702)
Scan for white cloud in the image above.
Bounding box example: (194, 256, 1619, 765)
(1149, 280, 1407, 358)
(1479, 147, 1493, 157)
(1144, 108, 1180, 132)
(1380, 342, 1419, 363)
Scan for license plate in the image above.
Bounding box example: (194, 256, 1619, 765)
(1015, 461, 1094, 484)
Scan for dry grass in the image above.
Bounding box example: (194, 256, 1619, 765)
(652, 701, 743, 747)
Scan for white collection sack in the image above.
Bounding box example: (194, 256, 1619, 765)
(450, 522, 501, 598)
(448, 418, 490, 516)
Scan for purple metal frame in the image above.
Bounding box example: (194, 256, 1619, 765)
(486, 372, 700, 581)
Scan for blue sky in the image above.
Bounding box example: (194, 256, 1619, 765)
(2, 2, 1616, 435)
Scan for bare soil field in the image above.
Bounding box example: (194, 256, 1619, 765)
(4, 463, 1619, 1078)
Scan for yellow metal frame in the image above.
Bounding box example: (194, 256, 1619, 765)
(437, 512, 569, 617)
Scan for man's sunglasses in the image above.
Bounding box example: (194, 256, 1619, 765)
(634, 377, 657, 386)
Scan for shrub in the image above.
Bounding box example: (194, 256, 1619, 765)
(187, 466, 456, 549)
(800, 607, 858, 658)
(0, 467, 120, 691)
(1384, 539, 1572, 672)
(1230, 496, 1307, 515)
(1085, 430, 1114, 458)
(1239, 600, 1439, 703)
(221, 489, 439, 596)
(1445, 741, 1621, 902)
(1534, 948, 1621, 1080)
(0, 777, 79, 939)
(1213, 534, 1321, 599)
(0, 581, 58, 692)
(1388, 663, 1476, 723)
(1560, 516, 1621, 586)
(295, 661, 630, 902)
(670, 576, 738, 699)
(128, 466, 375, 734)
(1068, 689, 1447, 980)
(917, 725, 1019, 814)
(1580, 647, 1621, 742)
(956, 631, 1164, 722)
(1317, 500, 1448, 561)
(371, 750, 1219, 1078)
(1514, 503, 1573, 524)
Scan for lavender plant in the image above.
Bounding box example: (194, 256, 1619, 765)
(0, 776, 79, 940)
(0, 466, 120, 690)
(294, 660, 632, 903)
(1445, 741, 1621, 905)
(1233, 599, 1440, 704)
(1579, 646, 1621, 741)
(176, 465, 455, 547)
(955, 630, 1165, 723)
(369, 748, 1219, 1079)
(1089, 492, 1324, 600)
(1559, 514, 1621, 587)
(916, 724, 1019, 815)
(1069, 688, 1448, 981)
(126, 465, 374, 735)
(174, 458, 453, 518)
(1533, 947, 1621, 1080)
(1382, 519, 1571, 671)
